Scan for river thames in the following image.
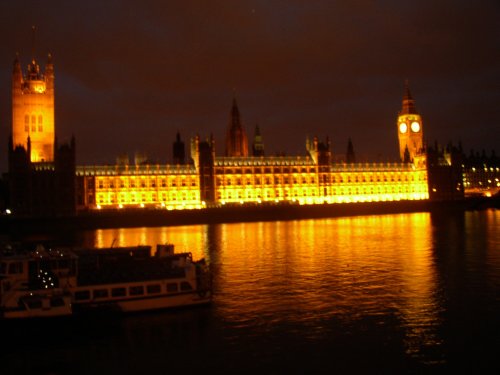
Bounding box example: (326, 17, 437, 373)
(2, 209, 499, 374)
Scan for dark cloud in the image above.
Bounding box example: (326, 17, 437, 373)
(0, 0, 499, 170)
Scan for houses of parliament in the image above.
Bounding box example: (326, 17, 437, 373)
(4, 50, 498, 217)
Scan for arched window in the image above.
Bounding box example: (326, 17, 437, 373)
(38, 115, 43, 132)
(24, 115, 29, 132)
(31, 115, 36, 132)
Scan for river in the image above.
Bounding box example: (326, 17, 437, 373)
(2, 209, 499, 374)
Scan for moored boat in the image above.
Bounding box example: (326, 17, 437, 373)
(0, 243, 211, 319)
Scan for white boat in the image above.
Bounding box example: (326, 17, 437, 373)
(0, 243, 211, 319)
(1, 290, 72, 319)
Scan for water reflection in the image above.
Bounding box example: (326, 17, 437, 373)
(80, 213, 443, 363)
(4, 210, 500, 372)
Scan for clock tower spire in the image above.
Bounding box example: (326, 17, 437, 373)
(397, 80, 423, 162)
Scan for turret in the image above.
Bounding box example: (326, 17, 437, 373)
(45, 53, 54, 92)
(11, 50, 55, 163)
(252, 125, 265, 156)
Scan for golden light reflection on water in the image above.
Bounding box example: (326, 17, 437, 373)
(87, 226, 208, 260)
(213, 214, 442, 359)
(82, 213, 445, 361)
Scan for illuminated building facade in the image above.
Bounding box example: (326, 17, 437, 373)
(461, 150, 500, 197)
(76, 163, 203, 211)
(79, 84, 430, 210)
(12, 54, 55, 163)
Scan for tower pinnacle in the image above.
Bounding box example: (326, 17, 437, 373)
(400, 80, 417, 115)
(225, 96, 248, 157)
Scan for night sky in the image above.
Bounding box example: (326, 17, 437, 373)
(0, 1, 498, 172)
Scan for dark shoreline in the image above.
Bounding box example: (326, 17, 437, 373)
(1, 196, 498, 235)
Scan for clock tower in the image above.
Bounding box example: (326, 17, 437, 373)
(397, 81, 423, 162)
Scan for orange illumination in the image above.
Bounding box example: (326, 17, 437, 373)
(12, 58, 55, 162)
(86, 158, 428, 211)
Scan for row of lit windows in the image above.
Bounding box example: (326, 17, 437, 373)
(329, 172, 426, 183)
(24, 114, 43, 132)
(96, 191, 200, 205)
(214, 172, 426, 187)
(217, 176, 316, 186)
(217, 184, 428, 203)
(94, 176, 199, 190)
(466, 167, 500, 173)
(218, 188, 319, 200)
(217, 183, 426, 197)
(216, 166, 317, 174)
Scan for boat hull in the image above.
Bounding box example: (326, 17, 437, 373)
(74, 290, 210, 313)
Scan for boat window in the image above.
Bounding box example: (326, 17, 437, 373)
(180, 282, 193, 291)
(0, 262, 6, 275)
(58, 259, 70, 270)
(17, 300, 27, 310)
(111, 287, 126, 297)
(8, 262, 23, 275)
(50, 297, 65, 307)
(166, 283, 178, 292)
(146, 284, 161, 294)
(75, 290, 90, 301)
(26, 299, 42, 309)
(129, 286, 144, 296)
(93, 289, 109, 299)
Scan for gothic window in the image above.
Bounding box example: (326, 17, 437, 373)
(31, 115, 36, 132)
(24, 115, 29, 132)
(38, 115, 43, 132)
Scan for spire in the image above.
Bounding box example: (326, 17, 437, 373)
(226, 96, 248, 157)
(31, 25, 36, 63)
(400, 80, 417, 115)
(13, 53, 21, 76)
(231, 97, 240, 128)
(346, 137, 356, 164)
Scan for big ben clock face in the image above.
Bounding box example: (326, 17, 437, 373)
(411, 121, 420, 132)
(399, 123, 408, 133)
